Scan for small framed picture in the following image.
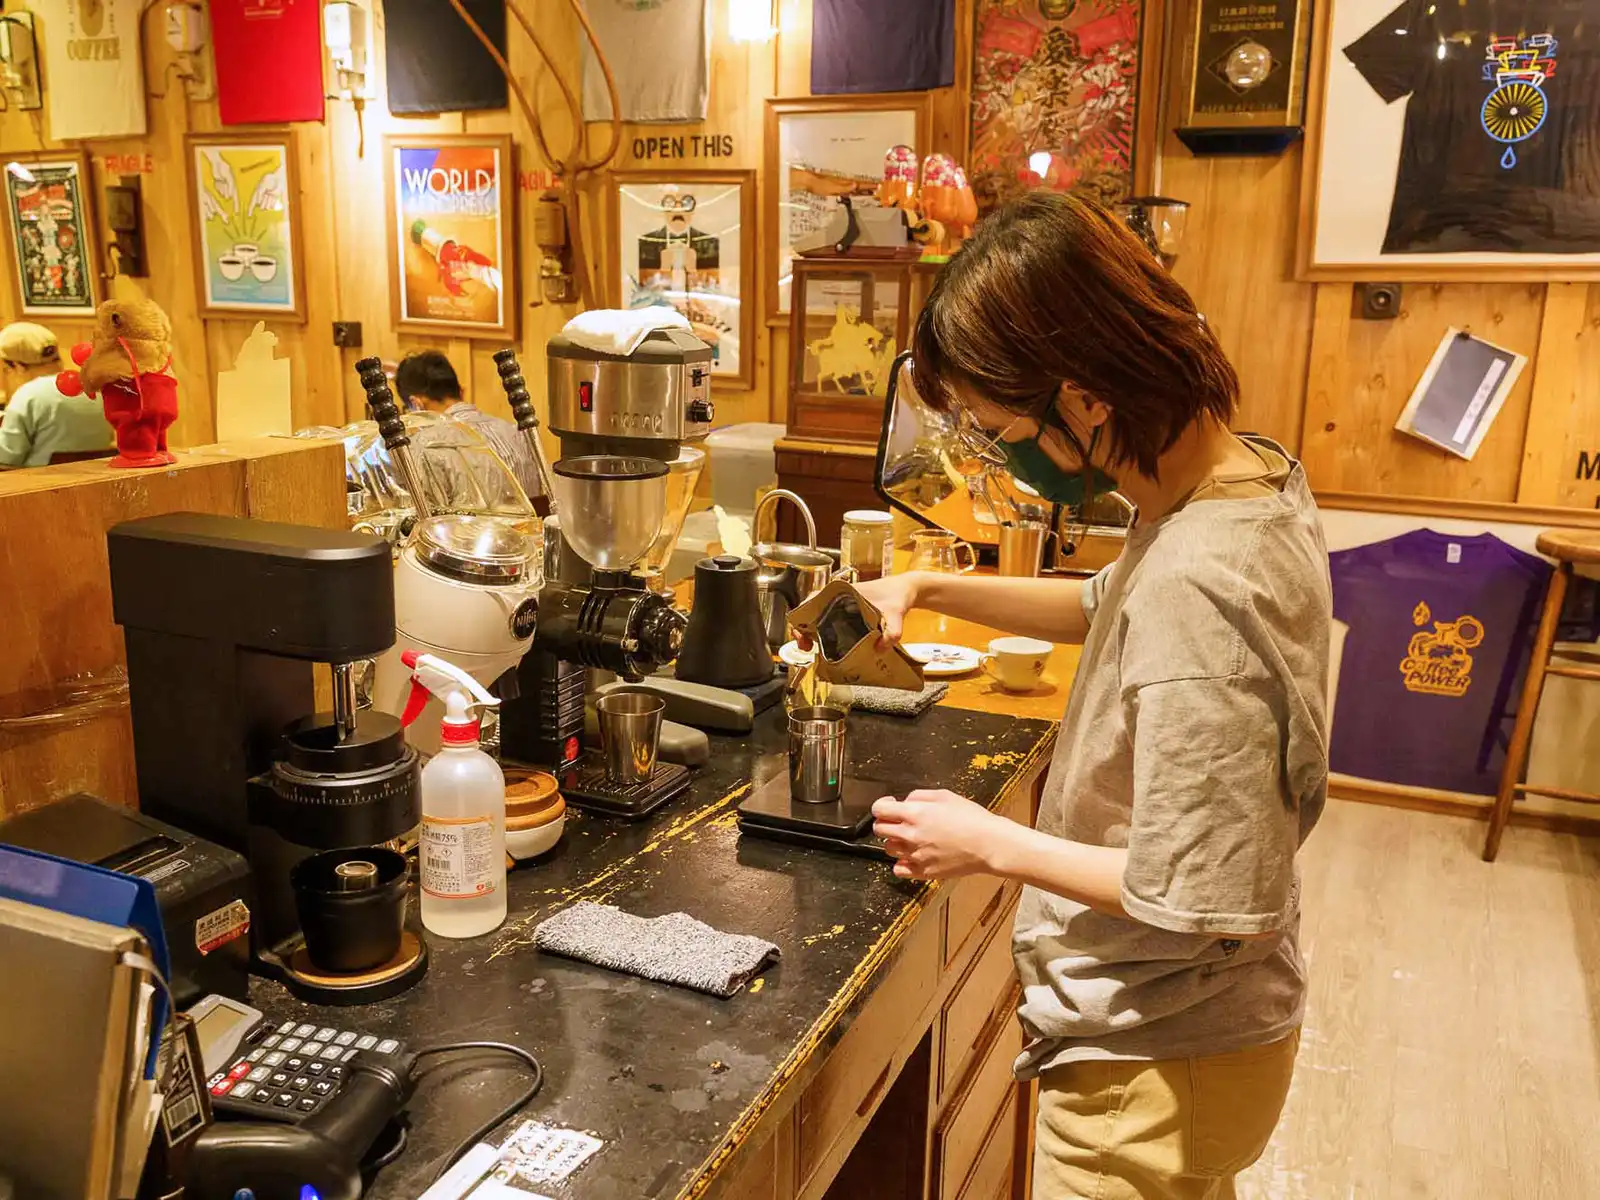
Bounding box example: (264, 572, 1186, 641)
(3, 153, 101, 318)
(609, 170, 756, 390)
(185, 133, 307, 320)
(765, 95, 931, 316)
(385, 134, 516, 340)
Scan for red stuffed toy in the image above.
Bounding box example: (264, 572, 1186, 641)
(56, 298, 179, 469)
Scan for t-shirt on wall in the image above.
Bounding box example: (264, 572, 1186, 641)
(811, 0, 956, 94)
(385, 0, 509, 115)
(1343, 0, 1600, 254)
(581, 0, 709, 123)
(27, 0, 147, 140)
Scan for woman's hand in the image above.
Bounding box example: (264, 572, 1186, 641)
(856, 571, 922, 647)
(871, 789, 1015, 880)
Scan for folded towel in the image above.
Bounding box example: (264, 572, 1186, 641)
(850, 681, 949, 717)
(562, 307, 690, 358)
(532, 901, 779, 998)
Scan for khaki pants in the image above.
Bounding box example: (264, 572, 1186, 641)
(1032, 1030, 1299, 1200)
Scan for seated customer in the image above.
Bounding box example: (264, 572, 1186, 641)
(394, 350, 544, 504)
(0, 322, 114, 468)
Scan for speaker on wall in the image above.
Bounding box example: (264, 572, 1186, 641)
(1175, 0, 1312, 157)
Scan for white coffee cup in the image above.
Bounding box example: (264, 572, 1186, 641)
(982, 636, 1052, 692)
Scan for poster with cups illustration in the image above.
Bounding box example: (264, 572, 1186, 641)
(185, 133, 306, 319)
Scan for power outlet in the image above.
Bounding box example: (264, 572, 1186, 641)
(332, 321, 363, 348)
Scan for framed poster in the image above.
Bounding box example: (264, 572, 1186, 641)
(609, 170, 756, 390)
(765, 96, 931, 316)
(186, 134, 306, 320)
(385, 134, 516, 339)
(3, 154, 100, 318)
(1299, 0, 1600, 280)
(968, 0, 1146, 213)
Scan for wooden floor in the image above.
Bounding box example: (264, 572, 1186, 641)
(1237, 800, 1600, 1200)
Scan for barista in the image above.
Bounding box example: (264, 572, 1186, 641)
(862, 194, 1331, 1199)
(0, 321, 113, 468)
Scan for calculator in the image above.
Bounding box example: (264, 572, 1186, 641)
(192, 995, 409, 1124)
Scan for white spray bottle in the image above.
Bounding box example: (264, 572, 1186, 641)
(400, 650, 507, 938)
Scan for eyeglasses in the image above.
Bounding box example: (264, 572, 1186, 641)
(953, 409, 1024, 466)
(660, 194, 697, 213)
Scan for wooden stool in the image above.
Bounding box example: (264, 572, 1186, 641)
(1484, 528, 1600, 860)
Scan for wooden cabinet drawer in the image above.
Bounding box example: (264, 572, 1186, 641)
(958, 1093, 1019, 1200)
(940, 910, 1019, 1097)
(945, 784, 1031, 967)
(798, 914, 940, 1186)
(938, 1012, 1025, 1200)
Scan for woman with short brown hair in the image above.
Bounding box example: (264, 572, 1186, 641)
(866, 191, 1331, 1198)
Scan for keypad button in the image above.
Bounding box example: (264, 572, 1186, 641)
(311, 1079, 335, 1097)
(206, 1072, 226, 1089)
(279, 1037, 303, 1053)
(251, 1090, 272, 1104)
(306, 1061, 327, 1076)
(376, 1039, 400, 1055)
(228, 1062, 251, 1080)
(355, 1034, 378, 1050)
(286, 1057, 305, 1072)
(289, 1076, 310, 1092)
(312, 1027, 336, 1042)
(210, 1080, 233, 1096)
(293, 1024, 316, 1039)
(276, 1020, 297, 1035)
(297, 1097, 318, 1112)
(232, 1082, 256, 1100)
(273, 1091, 295, 1107)
(261, 1035, 282, 1049)
(246, 1049, 266, 1063)
(246, 1066, 270, 1082)
(334, 1030, 357, 1047)
(328, 1066, 345, 1081)
(341, 1048, 359, 1063)
(320, 1044, 344, 1061)
(263, 1052, 286, 1067)
(269, 1071, 290, 1087)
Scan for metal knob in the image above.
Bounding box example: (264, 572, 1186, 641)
(333, 860, 379, 892)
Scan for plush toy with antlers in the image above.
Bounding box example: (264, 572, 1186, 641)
(56, 297, 179, 468)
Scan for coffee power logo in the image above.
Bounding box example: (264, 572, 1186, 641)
(1399, 601, 1484, 698)
(68, 0, 120, 60)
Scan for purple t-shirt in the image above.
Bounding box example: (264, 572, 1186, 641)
(1330, 531, 1549, 795)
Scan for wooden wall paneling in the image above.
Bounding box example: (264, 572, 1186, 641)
(1517, 283, 1600, 510)
(1299, 283, 1548, 502)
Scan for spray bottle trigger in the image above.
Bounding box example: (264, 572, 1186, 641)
(400, 678, 432, 728)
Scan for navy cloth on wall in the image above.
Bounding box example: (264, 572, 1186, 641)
(811, 0, 955, 95)
(385, 0, 509, 115)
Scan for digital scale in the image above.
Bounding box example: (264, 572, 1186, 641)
(736, 773, 894, 860)
(558, 755, 693, 819)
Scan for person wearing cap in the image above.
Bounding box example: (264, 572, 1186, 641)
(0, 321, 114, 468)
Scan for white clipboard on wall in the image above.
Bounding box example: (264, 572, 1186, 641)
(1394, 327, 1528, 461)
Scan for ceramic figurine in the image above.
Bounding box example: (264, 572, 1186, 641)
(56, 298, 179, 468)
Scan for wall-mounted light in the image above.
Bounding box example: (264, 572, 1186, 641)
(730, 0, 776, 43)
(158, 3, 215, 101)
(0, 12, 43, 112)
(324, 1, 373, 100)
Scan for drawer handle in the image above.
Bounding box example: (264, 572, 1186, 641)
(856, 1061, 893, 1118)
(976, 886, 1006, 931)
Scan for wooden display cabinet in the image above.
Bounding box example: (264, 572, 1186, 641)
(786, 256, 940, 445)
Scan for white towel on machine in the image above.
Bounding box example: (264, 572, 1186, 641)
(561, 308, 690, 358)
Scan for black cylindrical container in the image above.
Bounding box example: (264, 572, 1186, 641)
(291, 847, 408, 973)
(675, 555, 776, 688)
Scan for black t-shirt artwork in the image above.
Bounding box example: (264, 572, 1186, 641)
(1343, 0, 1600, 253)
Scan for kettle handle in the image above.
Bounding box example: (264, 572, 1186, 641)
(753, 488, 818, 548)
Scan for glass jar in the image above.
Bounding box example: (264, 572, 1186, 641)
(908, 529, 977, 574)
(840, 509, 894, 582)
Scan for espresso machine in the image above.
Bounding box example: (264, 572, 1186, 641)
(108, 513, 428, 1003)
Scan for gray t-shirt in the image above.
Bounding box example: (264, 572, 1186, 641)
(1013, 439, 1331, 1075)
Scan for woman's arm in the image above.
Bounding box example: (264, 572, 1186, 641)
(866, 571, 1089, 645)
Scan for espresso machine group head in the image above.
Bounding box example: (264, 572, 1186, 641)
(108, 513, 427, 1001)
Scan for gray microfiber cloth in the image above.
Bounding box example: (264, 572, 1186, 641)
(532, 901, 780, 998)
(849, 681, 948, 717)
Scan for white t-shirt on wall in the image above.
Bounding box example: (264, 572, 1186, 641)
(28, 0, 148, 139)
(580, 0, 709, 124)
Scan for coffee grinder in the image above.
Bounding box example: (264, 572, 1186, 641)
(493, 326, 714, 817)
(108, 513, 428, 1003)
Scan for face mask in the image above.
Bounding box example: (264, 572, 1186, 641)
(999, 421, 1118, 509)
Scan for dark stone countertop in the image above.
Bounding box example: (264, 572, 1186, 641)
(252, 702, 1056, 1199)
